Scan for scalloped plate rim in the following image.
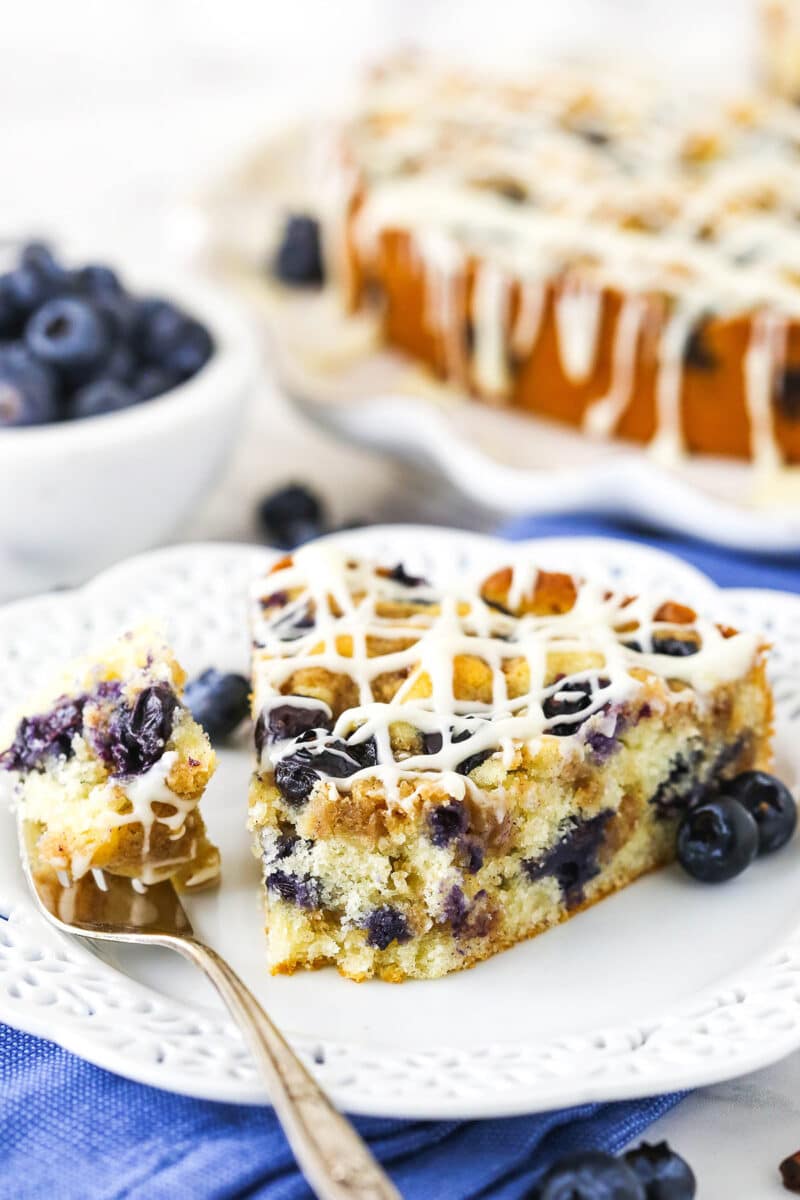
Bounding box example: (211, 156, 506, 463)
(1, 531, 800, 1118)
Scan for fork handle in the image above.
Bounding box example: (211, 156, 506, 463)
(162, 935, 402, 1200)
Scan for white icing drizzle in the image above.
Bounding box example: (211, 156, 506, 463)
(46, 752, 197, 885)
(414, 229, 465, 378)
(251, 545, 761, 809)
(470, 261, 511, 398)
(511, 280, 546, 359)
(554, 275, 604, 384)
(91, 867, 108, 892)
(744, 310, 787, 473)
(583, 296, 648, 437)
(108, 752, 192, 855)
(649, 306, 698, 466)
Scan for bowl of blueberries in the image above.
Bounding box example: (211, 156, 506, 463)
(0, 242, 254, 598)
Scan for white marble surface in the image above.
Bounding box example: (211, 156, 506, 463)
(2, 3, 797, 1193)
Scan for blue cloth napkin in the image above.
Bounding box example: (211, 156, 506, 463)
(1, 1022, 680, 1200)
(8, 512, 793, 1200)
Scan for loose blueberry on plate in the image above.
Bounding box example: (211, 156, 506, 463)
(534, 1150, 645, 1199)
(676, 795, 758, 883)
(624, 1141, 696, 1200)
(0, 344, 60, 427)
(257, 483, 327, 549)
(273, 214, 325, 286)
(720, 770, 797, 855)
(184, 669, 250, 742)
(25, 296, 110, 379)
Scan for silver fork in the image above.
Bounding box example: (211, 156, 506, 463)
(18, 819, 401, 1200)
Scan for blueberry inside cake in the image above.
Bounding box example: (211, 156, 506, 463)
(1, 629, 220, 889)
(247, 546, 772, 982)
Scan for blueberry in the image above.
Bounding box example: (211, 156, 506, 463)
(385, 563, 428, 588)
(74, 263, 123, 297)
(462, 840, 484, 873)
(309, 739, 371, 777)
(103, 343, 137, 384)
(93, 292, 138, 343)
(69, 379, 139, 420)
(264, 832, 300, 864)
(0, 267, 52, 335)
(266, 864, 321, 907)
(184, 669, 250, 742)
(134, 299, 213, 379)
(25, 297, 110, 379)
(523, 810, 613, 908)
(161, 319, 213, 379)
(651, 635, 699, 657)
(349, 735, 378, 768)
(677, 796, 758, 883)
(543, 678, 600, 735)
(266, 869, 321, 909)
(103, 684, 179, 776)
(134, 365, 180, 401)
(649, 750, 707, 818)
(683, 321, 717, 371)
(271, 603, 316, 640)
(427, 800, 469, 847)
(134, 298, 185, 359)
(21, 241, 70, 291)
(421, 731, 444, 755)
(364, 906, 410, 950)
(257, 484, 327, 549)
(273, 214, 324, 286)
(456, 748, 493, 776)
(536, 1150, 645, 1199)
(0, 344, 60, 426)
(624, 1141, 696, 1200)
(776, 369, 800, 421)
(721, 770, 797, 855)
(255, 702, 331, 753)
(274, 752, 321, 805)
(0, 695, 86, 772)
(0, 276, 21, 337)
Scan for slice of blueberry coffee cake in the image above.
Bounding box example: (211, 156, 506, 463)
(247, 546, 772, 982)
(0, 629, 220, 889)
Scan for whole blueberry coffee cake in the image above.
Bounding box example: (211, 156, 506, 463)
(317, 55, 800, 468)
(0, 629, 220, 889)
(248, 545, 772, 981)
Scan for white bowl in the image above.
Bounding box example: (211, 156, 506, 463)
(0, 276, 255, 599)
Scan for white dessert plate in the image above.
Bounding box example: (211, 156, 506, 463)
(1, 529, 800, 1120)
(200, 127, 800, 553)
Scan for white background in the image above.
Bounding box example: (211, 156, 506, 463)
(2, 3, 797, 1195)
